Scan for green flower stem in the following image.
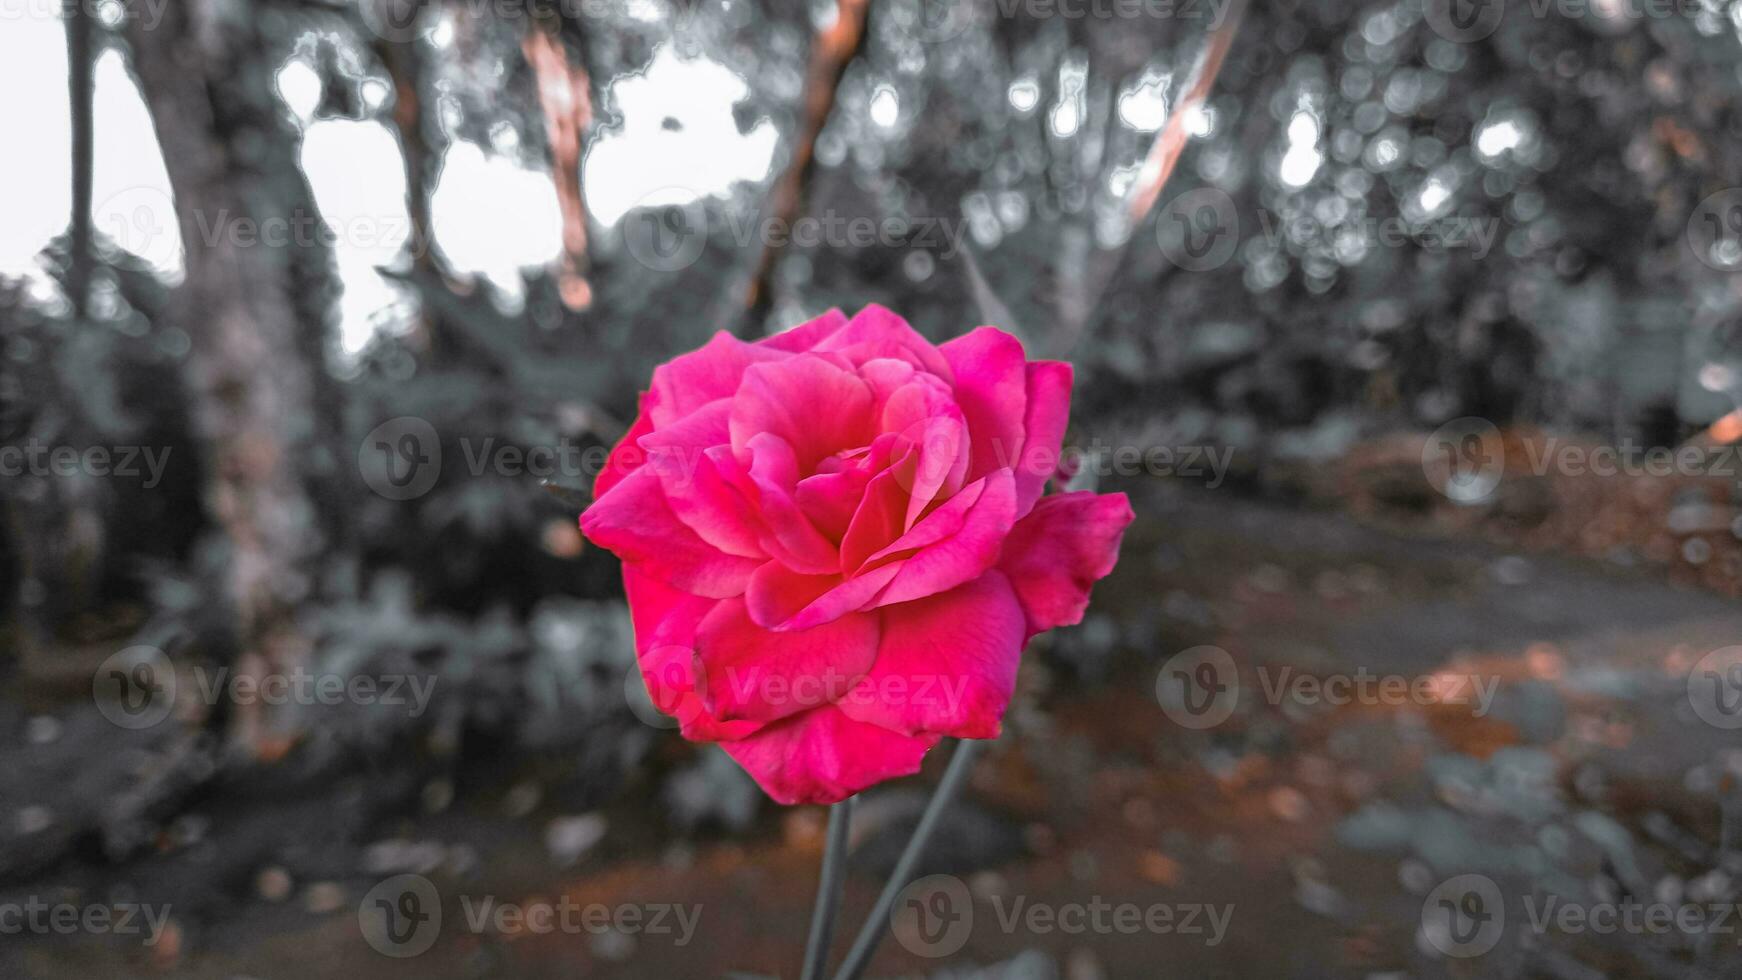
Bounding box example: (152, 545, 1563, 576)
(800, 796, 855, 980)
(831, 738, 982, 980)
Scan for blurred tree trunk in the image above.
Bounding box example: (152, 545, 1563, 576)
(124, 0, 338, 755)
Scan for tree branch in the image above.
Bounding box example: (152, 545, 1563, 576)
(738, 0, 870, 334)
(523, 21, 596, 312)
(66, 0, 94, 317)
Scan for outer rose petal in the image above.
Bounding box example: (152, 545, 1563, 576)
(621, 567, 760, 741)
(580, 467, 761, 598)
(695, 597, 879, 723)
(594, 390, 657, 501)
(649, 331, 787, 427)
(939, 326, 1028, 481)
(759, 308, 848, 352)
(1014, 361, 1072, 517)
(812, 304, 954, 379)
(640, 401, 765, 558)
(838, 570, 1026, 739)
(997, 491, 1134, 636)
(718, 704, 940, 805)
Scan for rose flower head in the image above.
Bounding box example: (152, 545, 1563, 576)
(581, 305, 1133, 804)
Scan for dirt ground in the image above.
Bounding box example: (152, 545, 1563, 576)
(9, 470, 1742, 979)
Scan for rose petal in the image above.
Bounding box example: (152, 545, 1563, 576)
(857, 474, 989, 570)
(649, 331, 787, 427)
(872, 468, 1016, 608)
(811, 304, 953, 380)
(580, 467, 761, 598)
(744, 433, 840, 574)
(639, 401, 764, 558)
(746, 561, 902, 632)
(696, 598, 879, 723)
(622, 567, 761, 741)
(718, 705, 940, 805)
(838, 570, 1026, 739)
(794, 467, 872, 542)
(839, 467, 909, 574)
(594, 390, 657, 501)
(730, 355, 874, 471)
(758, 307, 849, 353)
(938, 326, 1028, 482)
(997, 491, 1134, 636)
(1014, 361, 1072, 517)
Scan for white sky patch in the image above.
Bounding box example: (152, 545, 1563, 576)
(1476, 118, 1521, 158)
(300, 119, 414, 354)
(0, 14, 72, 280)
(429, 139, 563, 303)
(1279, 107, 1323, 188)
(1186, 103, 1215, 138)
(1048, 61, 1086, 139)
(91, 45, 182, 278)
(1116, 70, 1170, 132)
(277, 57, 323, 122)
(582, 42, 778, 225)
(870, 83, 899, 129)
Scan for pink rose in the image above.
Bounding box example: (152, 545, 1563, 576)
(580, 305, 1133, 804)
